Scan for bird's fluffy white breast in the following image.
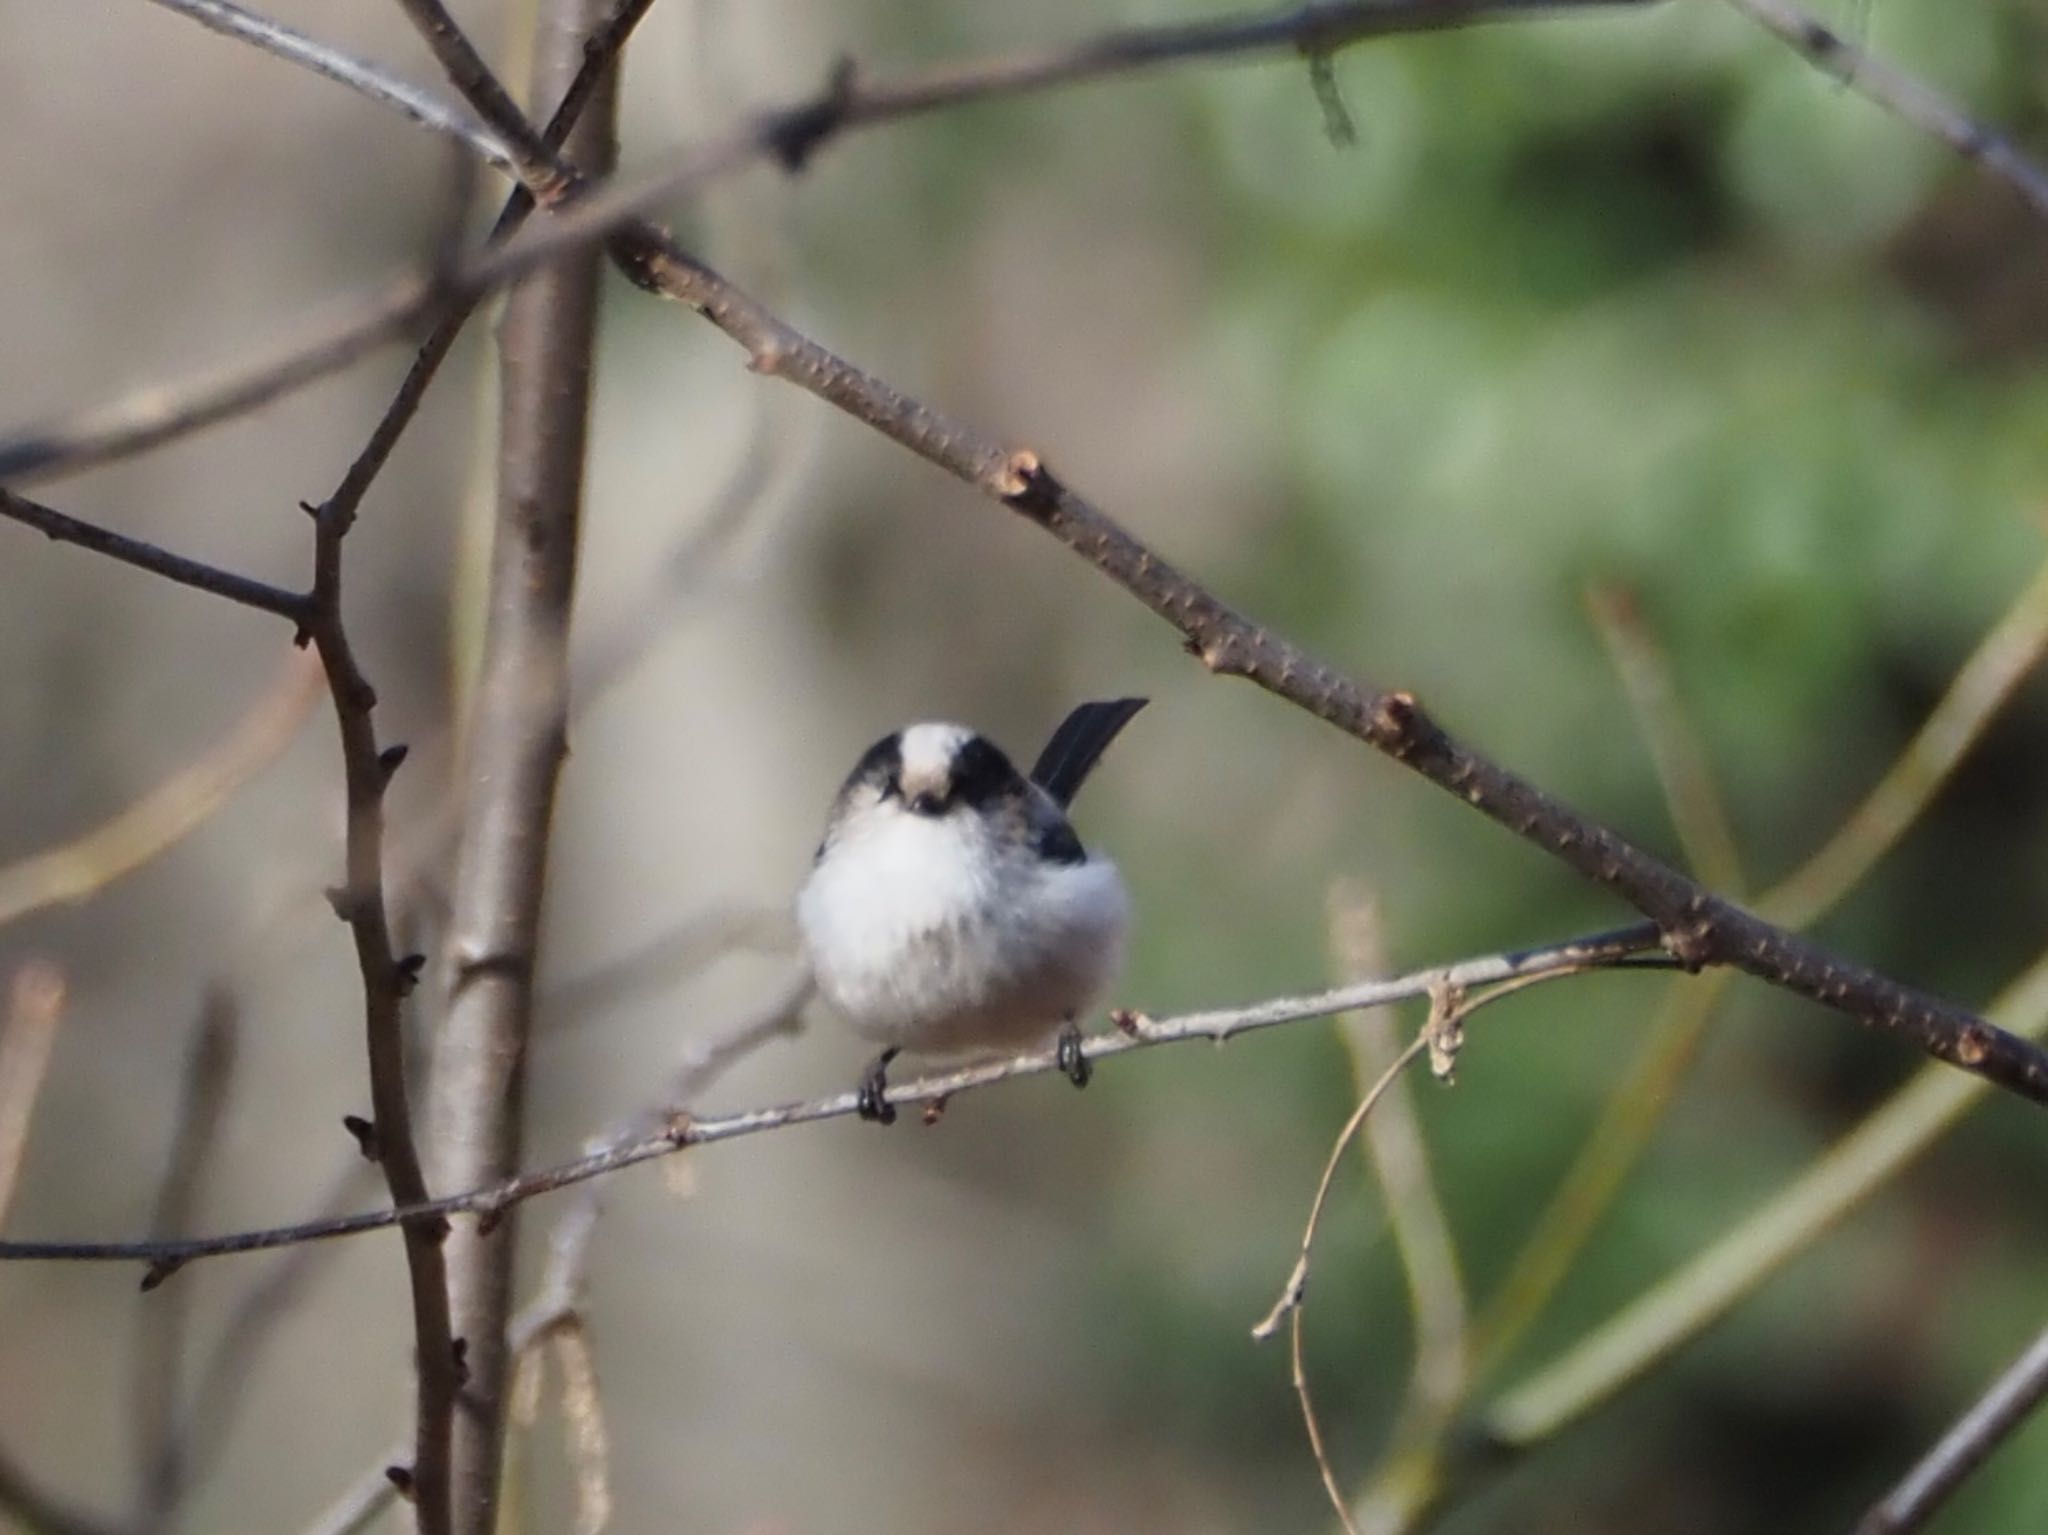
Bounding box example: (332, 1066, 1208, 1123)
(797, 802, 1127, 1056)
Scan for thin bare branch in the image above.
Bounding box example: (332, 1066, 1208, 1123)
(300, 496, 456, 1535)
(0, 650, 321, 930)
(0, 0, 1655, 486)
(0, 487, 311, 621)
(142, 0, 516, 171)
(1722, 0, 2048, 222)
(134, 994, 239, 1529)
(1855, 1318, 2048, 1535)
(0, 924, 1663, 1268)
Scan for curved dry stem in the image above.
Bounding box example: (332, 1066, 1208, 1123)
(1761, 554, 2048, 928)
(0, 650, 321, 931)
(1484, 943, 2048, 1450)
(0, 963, 66, 1226)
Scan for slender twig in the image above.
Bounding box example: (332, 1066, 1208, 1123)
(0, 924, 1664, 1268)
(134, 994, 239, 1531)
(1722, 0, 2048, 222)
(0, 650, 321, 929)
(141, 0, 516, 172)
(0, 0, 1656, 486)
(299, 497, 456, 1535)
(394, 2, 619, 1528)
(1254, 969, 1576, 1533)
(0, 963, 66, 1226)
(0, 487, 310, 621)
(318, 0, 658, 526)
(1255, 1031, 1431, 1535)
(1855, 1319, 2048, 1535)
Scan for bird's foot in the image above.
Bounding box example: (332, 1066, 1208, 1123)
(1056, 1024, 1091, 1090)
(856, 1047, 900, 1125)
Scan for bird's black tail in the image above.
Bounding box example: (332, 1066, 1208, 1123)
(1029, 697, 1148, 807)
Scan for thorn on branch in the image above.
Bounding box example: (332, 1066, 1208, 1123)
(764, 56, 857, 173)
(451, 1335, 470, 1387)
(343, 1114, 382, 1162)
(394, 953, 428, 996)
(384, 1464, 416, 1501)
(140, 1255, 188, 1293)
(378, 742, 411, 784)
(323, 885, 359, 923)
(475, 1204, 506, 1239)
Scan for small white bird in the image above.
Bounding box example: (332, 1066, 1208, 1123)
(797, 699, 1147, 1123)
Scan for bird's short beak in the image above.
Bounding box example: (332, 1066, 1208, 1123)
(900, 766, 948, 816)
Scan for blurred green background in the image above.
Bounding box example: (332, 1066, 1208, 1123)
(4, 0, 2048, 1530)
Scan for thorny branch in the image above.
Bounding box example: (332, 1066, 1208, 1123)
(296, 491, 457, 1535)
(0, 924, 1664, 1269)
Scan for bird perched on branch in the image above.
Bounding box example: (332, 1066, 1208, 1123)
(797, 698, 1147, 1124)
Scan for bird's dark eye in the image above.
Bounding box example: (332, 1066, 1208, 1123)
(950, 736, 1020, 809)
